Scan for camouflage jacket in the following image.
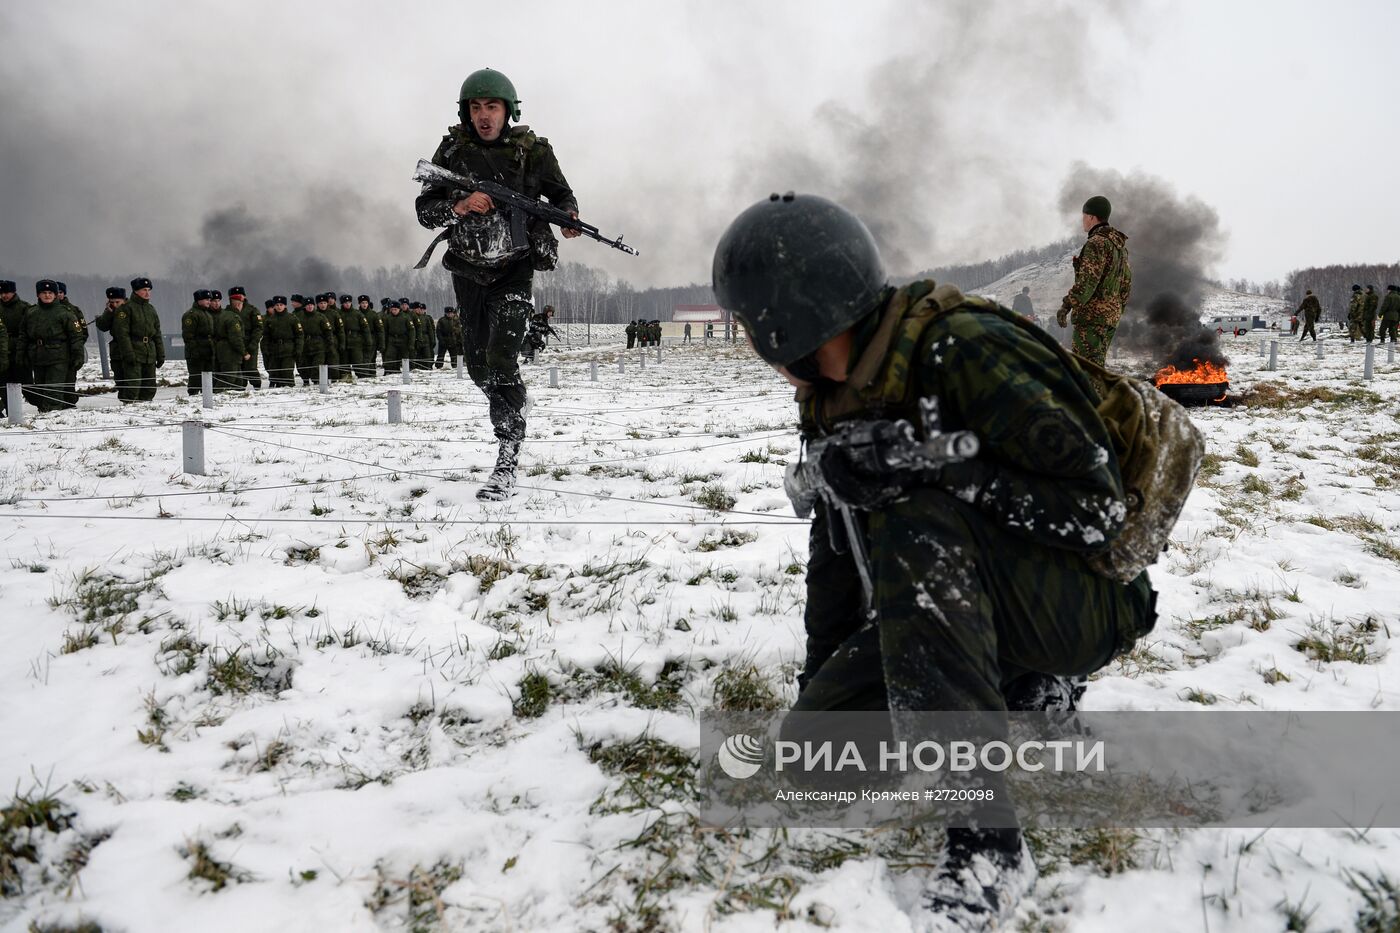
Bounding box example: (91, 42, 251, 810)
(1065, 223, 1131, 328)
(1380, 292, 1400, 323)
(797, 279, 1126, 554)
(115, 295, 164, 366)
(1297, 294, 1322, 322)
(415, 124, 577, 280)
(1363, 289, 1380, 318)
(1348, 292, 1365, 322)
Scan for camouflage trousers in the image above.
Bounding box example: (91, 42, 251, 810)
(452, 263, 533, 445)
(794, 489, 1156, 714)
(1380, 320, 1399, 343)
(1071, 320, 1117, 367)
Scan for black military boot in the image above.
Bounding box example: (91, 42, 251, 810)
(912, 829, 1036, 932)
(477, 437, 521, 501)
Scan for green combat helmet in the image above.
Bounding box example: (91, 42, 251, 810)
(458, 68, 521, 122)
(712, 192, 886, 367)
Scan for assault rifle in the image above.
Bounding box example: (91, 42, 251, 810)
(412, 159, 639, 264)
(785, 397, 979, 613)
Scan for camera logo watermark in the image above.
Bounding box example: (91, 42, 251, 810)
(717, 734, 765, 780)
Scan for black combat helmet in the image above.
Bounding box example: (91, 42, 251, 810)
(712, 192, 886, 367)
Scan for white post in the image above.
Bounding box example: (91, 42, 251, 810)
(202, 371, 214, 409)
(655, 346, 662, 364)
(401, 358, 412, 385)
(618, 356, 625, 374)
(6, 384, 22, 425)
(1316, 338, 1325, 360)
(1364, 343, 1375, 381)
(456, 355, 464, 379)
(1258, 339, 1266, 358)
(387, 389, 402, 424)
(1268, 339, 1279, 371)
(590, 360, 598, 382)
(1388, 345, 1395, 364)
(548, 366, 559, 389)
(318, 364, 330, 394)
(638, 349, 646, 370)
(182, 420, 205, 475)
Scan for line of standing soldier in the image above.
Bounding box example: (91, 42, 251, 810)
(1346, 283, 1400, 343)
(1, 278, 95, 413)
(625, 319, 661, 348)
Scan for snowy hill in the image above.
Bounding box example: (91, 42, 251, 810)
(2, 337, 1399, 931)
(971, 249, 1290, 325)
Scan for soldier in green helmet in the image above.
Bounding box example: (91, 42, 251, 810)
(1057, 195, 1132, 366)
(713, 194, 1160, 932)
(415, 67, 580, 500)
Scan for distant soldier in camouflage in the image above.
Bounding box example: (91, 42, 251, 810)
(1058, 195, 1131, 366)
(229, 287, 263, 388)
(436, 306, 464, 368)
(262, 296, 303, 387)
(626, 319, 637, 349)
(1362, 284, 1379, 342)
(1379, 285, 1400, 345)
(207, 292, 245, 392)
(1297, 289, 1322, 341)
(523, 305, 561, 363)
(1347, 285, 1364, 341)
(382, 300, 415, 373)
(112, 278, 164, 402)
(714, 195, 1158, 932)
(0, 279, 29, 417)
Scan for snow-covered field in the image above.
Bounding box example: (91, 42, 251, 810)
(2, 333, 1399, 932)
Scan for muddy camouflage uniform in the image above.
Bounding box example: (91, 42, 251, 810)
(1059, 223, 1131, 366)
(112, 294, 163, 402)
(416, 122, 577, 462)
(1297, 292, 1322, 341)
(794, 280, 1156, 720)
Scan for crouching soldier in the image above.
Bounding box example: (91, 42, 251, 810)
(713, 194, 1165, 931)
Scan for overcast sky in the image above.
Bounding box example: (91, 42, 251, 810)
(2, 0, 1396, 289)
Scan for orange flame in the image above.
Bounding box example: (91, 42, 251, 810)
(1153, 359, 1229, 386)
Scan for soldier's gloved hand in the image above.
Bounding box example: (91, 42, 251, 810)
(816, 444, 907, 512)
(1056, 298, 1071, 328)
